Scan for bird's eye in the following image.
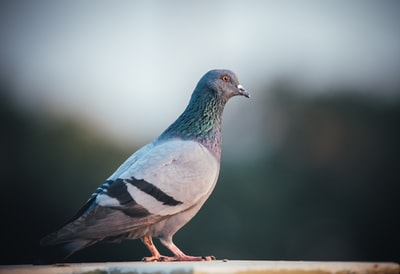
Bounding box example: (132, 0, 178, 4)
(221, 75, 229, 82)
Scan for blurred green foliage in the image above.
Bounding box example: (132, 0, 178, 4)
(0, 81, 399, 264)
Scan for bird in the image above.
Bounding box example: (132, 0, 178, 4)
(40, 69, 249, 262)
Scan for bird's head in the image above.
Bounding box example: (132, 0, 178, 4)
(195, 69, 250, 101)
(160, 69, 249, 147)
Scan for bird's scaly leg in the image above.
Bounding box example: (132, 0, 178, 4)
(141, 235, 162, 262)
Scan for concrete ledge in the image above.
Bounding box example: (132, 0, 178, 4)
(1, 260, 399, 274)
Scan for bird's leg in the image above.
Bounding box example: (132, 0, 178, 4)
(159, 238, 216, 262)
(141, 235, 162, 262)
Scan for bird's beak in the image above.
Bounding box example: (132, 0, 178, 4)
(237, 84, 250, 98)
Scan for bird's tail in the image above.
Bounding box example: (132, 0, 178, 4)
(40, 231, 97, 259)
(62, 240, 96, 258)
(40, 197, 99, 259)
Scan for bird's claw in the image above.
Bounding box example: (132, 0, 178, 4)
(142, 256, 161, 262)
(142, 255, 216, 262)
(202, 255, 216, 261)
(142, 255, 174, 262)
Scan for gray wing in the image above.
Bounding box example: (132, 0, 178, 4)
(97, 139, 220, 217)
(41, 139, 219, 247)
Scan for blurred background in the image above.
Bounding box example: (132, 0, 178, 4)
(1, 0, 399, 264)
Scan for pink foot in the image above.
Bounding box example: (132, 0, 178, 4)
(159, 255, 216, 262)
(142, 256, 160, 262)
(143, 255, 216, 262)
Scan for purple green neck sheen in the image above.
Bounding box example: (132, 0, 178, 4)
(159, 90, 227, 160)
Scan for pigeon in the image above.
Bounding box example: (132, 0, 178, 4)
(40, 69, 249, 262)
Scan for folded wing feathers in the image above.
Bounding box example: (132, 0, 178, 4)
(42, 140, 218, 247)
(98, 140, 218, 215)
(41, 204, 166, 245)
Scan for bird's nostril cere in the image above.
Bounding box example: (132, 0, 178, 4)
(237, 84, 250, 98)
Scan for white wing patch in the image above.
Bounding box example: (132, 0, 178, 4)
(96, 193, 120, 207)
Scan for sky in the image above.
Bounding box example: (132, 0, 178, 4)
(1, 0, 400, 148)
